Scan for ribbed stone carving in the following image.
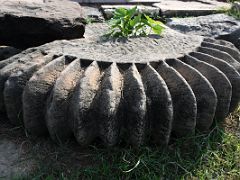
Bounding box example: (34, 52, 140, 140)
(1, 26, 240, 147)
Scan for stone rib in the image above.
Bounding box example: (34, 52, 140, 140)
(156, 61, 197, 138)
(204, 38, 237, 49)
(201, 41, 240, 63)
(198, 46, 240, 72)
(122, 64, 147, 146)
(166, 59, 217, 132)
(46, 59, 83, 143)
(0, 51, 44, 113)
(182, 55, 232, 121)
(70, 61, 102, 146)
(4, 53, 56, 125)
(23, 55, 75, 136)
(90, 63, 123, 146)
(190, 52, 240, 113)
(141, 64, 173, 146)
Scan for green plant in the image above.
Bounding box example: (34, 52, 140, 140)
(105, 6, 165, 38)
(228, 6, 240, 19)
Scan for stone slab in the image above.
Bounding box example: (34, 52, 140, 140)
(167, 14, 240, 38)
(154, 0, 231, 17)
(0, 0, 85, 49)
(101, 5, 160, 19)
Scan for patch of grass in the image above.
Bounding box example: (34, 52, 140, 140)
(13, 108, 240, 180)
(228, 7, 240, 19)
(218, 1, 240, 19)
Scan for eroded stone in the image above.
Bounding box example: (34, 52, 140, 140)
(0, 0, 85, 48)
(0, 23, 240, 147)
(154, 0, 230, 17)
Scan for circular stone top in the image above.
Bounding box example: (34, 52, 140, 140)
(37, 23, 204, 63)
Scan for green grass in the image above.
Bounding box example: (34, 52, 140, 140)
(13, 108, 240, 180)
(228, 7, 240, 19)
(218, 1, 240, 19)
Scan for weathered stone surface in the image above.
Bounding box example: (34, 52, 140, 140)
(122, 64, 147, 146)
(154, 0, 230, 17)
(141, 64, 173, 146)
(198, 46, 240, 73)
(30, 24, 204, 63)
(90, 63, 123, 146)
(0, 46, 21, 61)
(167, 14, 240, 38)
(70, 61, 102, 146)
(101, 5, 160, 19)
(166, 59, 217, 131)
(219, 28, 240, 50)
(182, 55, 232, 121)
(46, 59, 83, 142)
(4, 53, 56, 125)
(191, 51, 240, 113)
(0, 0, 85, 49)
(81, 5, 104, 22)
(1, 23, 240, 147)
(157, 61, 197, 137)
(23, 55, 75, 136)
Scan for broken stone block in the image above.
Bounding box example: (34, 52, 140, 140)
(154, 0, 231, 17)
(167, 14, 240, 38)
(81, 5, 104, 22)
(0, 0, 85, 49)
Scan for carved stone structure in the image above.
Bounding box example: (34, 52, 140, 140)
(1, 24, 240, 147)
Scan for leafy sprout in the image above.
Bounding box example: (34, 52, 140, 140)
(105, 6, 165, 38)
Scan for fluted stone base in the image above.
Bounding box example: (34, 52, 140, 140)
(1, 24, 240, 147)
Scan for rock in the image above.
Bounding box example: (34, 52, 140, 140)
(167, 14, 240, 38)
(1, 23, 240, 147)
(0, 46, 21, 61)
(81, 5, 104, 22)
(101, 5, 160, 19)
(218, 28, 240, 50)
(0, 0, 85, 49)
(154, 0, 231, 17)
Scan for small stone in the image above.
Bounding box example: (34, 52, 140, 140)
(81, 5, 104, 22)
